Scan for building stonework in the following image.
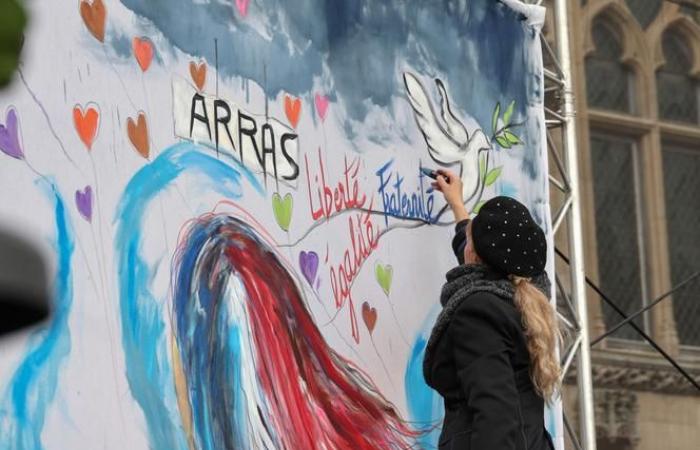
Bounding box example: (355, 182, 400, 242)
(543, 0, 700, 448)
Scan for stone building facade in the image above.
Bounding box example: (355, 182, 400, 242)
(541, 1, 700, 449)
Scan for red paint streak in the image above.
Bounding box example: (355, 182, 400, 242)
(219, 221, 418, 448)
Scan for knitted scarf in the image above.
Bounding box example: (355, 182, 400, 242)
(423, 264, 551, 385)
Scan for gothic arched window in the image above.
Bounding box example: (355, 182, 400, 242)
(657, 30, 699, 124)
(586, 19, 636, 113)
(625, 0, 662, 29)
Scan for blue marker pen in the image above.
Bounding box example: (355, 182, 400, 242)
(420, 167, 450, 183)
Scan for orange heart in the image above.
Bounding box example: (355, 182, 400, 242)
(80, 0, 106, 43)
(73, 104, 100, 151)
(362, 301, 378, 334)
(132, 37, 154, 72)
(189, 61, 207, 91)
(127, 112, 150, 159)
(284, 95, 301, 129)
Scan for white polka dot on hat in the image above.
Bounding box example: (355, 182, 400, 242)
(471, 196, 547, 277)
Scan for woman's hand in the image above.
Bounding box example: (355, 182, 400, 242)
(432, 169, 462, 206)
(432, 169, 469, 221)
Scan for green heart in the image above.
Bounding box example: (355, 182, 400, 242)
(375, 263, 393, 296)
(272, 193, 293, 231)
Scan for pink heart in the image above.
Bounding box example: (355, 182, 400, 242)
(75, 186, 93, 222)
(315, 94, 329, 122)
(0, 108, 24, 160)
(235, 0, 249, 17)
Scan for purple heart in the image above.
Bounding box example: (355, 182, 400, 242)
(299, 251, 319, 286)
(75, 186, 93, 222)
(0, 108, 24, 160)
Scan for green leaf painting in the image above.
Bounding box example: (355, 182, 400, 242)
(503, 100, 515, 126)
(505, 130, 521, 144)
(492, 102, 500, 135)
(485, 166, 502, 186)
(496, 135, 510, 148)
(491, 100, 523, 149)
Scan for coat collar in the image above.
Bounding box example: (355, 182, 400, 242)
(423, 264, 551, 386)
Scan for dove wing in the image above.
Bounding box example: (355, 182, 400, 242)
(435, 78, 469, 144)
(461, 129, 492, 202)
(403, 72, 463, 164)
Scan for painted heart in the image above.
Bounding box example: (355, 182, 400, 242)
(75, 185, 93, 222)
(73, 104, 100, 151)
(362, 301, 378, 334)
(189, 61, 207, 91)
(127, 112, 150, 159)
(315, 94, 329, 122)
(80, 0, 106, 43)
(271, 193, 293, 231)
(0, 108, 24, 160)
(235, 0, 250, 17)
(299, 251, 319, 286)
(284, 95, 301, 129)
(375, 263, 393, 296)
(132, 37, 154, 72)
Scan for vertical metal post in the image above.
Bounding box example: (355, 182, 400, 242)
(552, 0, 597, 448)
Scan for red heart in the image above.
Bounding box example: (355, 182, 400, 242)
(284, 95, 301, 129)
(189, 61, 207, 91)
(132, 37, 154, 72)
(73, 104, 100, 151)
(80, 0, 106, 43)
(127, 112, 150, 159)
(362, 302, 377, 334)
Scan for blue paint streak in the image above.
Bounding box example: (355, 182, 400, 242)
(0, 179, 74, 450)
(172, 217, 251, 449)
(405, 304, 443, 449)
(545, 404, 558, 441)
(114, 142, 261, 450)
(499, 180, 519, 198)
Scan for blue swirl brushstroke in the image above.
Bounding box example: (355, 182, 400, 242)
(405, 304, 443, 449)
(0, 179, 74, 450)
(114, 142, 262, 450)
(172, 216, 251, 449)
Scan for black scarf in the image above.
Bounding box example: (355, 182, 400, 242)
(422, 264, 551, 385)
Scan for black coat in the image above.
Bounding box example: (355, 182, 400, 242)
(425, 220, 555, 450)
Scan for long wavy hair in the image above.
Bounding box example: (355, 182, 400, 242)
(510, 275, 562, 400)
(465, 221, 561, 400)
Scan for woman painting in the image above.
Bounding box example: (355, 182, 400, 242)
(425, 169, 559, 450)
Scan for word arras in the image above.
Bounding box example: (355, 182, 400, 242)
(173, 78, 299, 182)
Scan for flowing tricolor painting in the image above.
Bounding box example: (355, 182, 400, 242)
(0, 0, 561, 449)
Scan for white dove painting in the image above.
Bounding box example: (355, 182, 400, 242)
(404, 72, 491, 206)
(404, 71, 527, 215)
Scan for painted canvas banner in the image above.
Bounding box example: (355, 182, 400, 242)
(0, 0, 561, 449)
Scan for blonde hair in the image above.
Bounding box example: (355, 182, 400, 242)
(510, 275, 561, 400)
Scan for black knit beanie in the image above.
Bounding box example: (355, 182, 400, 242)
(471, 196, 547, 277)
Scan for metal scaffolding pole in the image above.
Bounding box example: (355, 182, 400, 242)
(525, 0, 597, 448)
(551, 1, 597, 448)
